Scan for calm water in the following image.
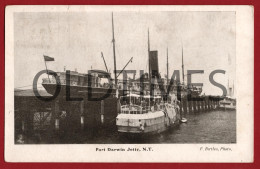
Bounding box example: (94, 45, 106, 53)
(20, 109, 236, 144)
(86, 109, 236, 144)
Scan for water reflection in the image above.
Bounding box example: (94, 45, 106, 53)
(18, 110, 236, 144)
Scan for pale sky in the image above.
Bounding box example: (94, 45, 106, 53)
(14, 11, 236, 96)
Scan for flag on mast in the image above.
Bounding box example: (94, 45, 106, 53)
(43, 55, 54, 82)
(44, 55, 54, 61)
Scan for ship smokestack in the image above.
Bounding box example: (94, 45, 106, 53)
(149, 50, 159, 74)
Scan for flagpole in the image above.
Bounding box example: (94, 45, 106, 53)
(112, 13, 117, 88)
(182, 45, 184, 85)
(43, 55, 50, 82)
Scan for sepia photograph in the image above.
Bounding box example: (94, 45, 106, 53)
(5, 5, 253, 162)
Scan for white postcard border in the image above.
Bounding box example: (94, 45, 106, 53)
(5, 5, 254, 162)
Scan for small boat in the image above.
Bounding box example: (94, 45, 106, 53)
(219, 96, 236, 110)
(116, 93, 181, 134)
(219, 79, 236, 110)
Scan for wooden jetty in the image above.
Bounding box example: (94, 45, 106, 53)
(14, 89, 119, 142)
(15, 88, 222, 139)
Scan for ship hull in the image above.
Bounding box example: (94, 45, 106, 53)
(42, 83, 124, 99)
(42, 83, 122, 129)
(116, 107, 180, 135)
(219, 105, 236, 110)
(117, 120, 179, 134)
(219, 99, 236, 110)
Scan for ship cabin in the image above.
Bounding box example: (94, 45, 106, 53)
(119, 93, 175, 115)
(128, 73, 199, 96)
(42, 69, 116, 89)
(219, 96, 236, 107)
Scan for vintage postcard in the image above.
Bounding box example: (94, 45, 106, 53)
(5, 5, 253, 162)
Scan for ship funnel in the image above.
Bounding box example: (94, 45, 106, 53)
(149, 50, 159, 75)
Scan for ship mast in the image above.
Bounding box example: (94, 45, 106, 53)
(148, 29, 151, 87)
(167, 47, 169, 85)
(112, 13, 117, 87)
(182, 45, 184, 85)
(148, 29, 151, 108)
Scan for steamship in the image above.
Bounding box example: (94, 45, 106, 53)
(115, 31, 183, 135)
(42, 13, 202, 130)
(219, 81, 236, 110)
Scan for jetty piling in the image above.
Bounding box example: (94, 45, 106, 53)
(101, 100, 104, 124)
(80, 100, 84, 129)
(14, 88, 222, 142)
(53, 100, 60, 131)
